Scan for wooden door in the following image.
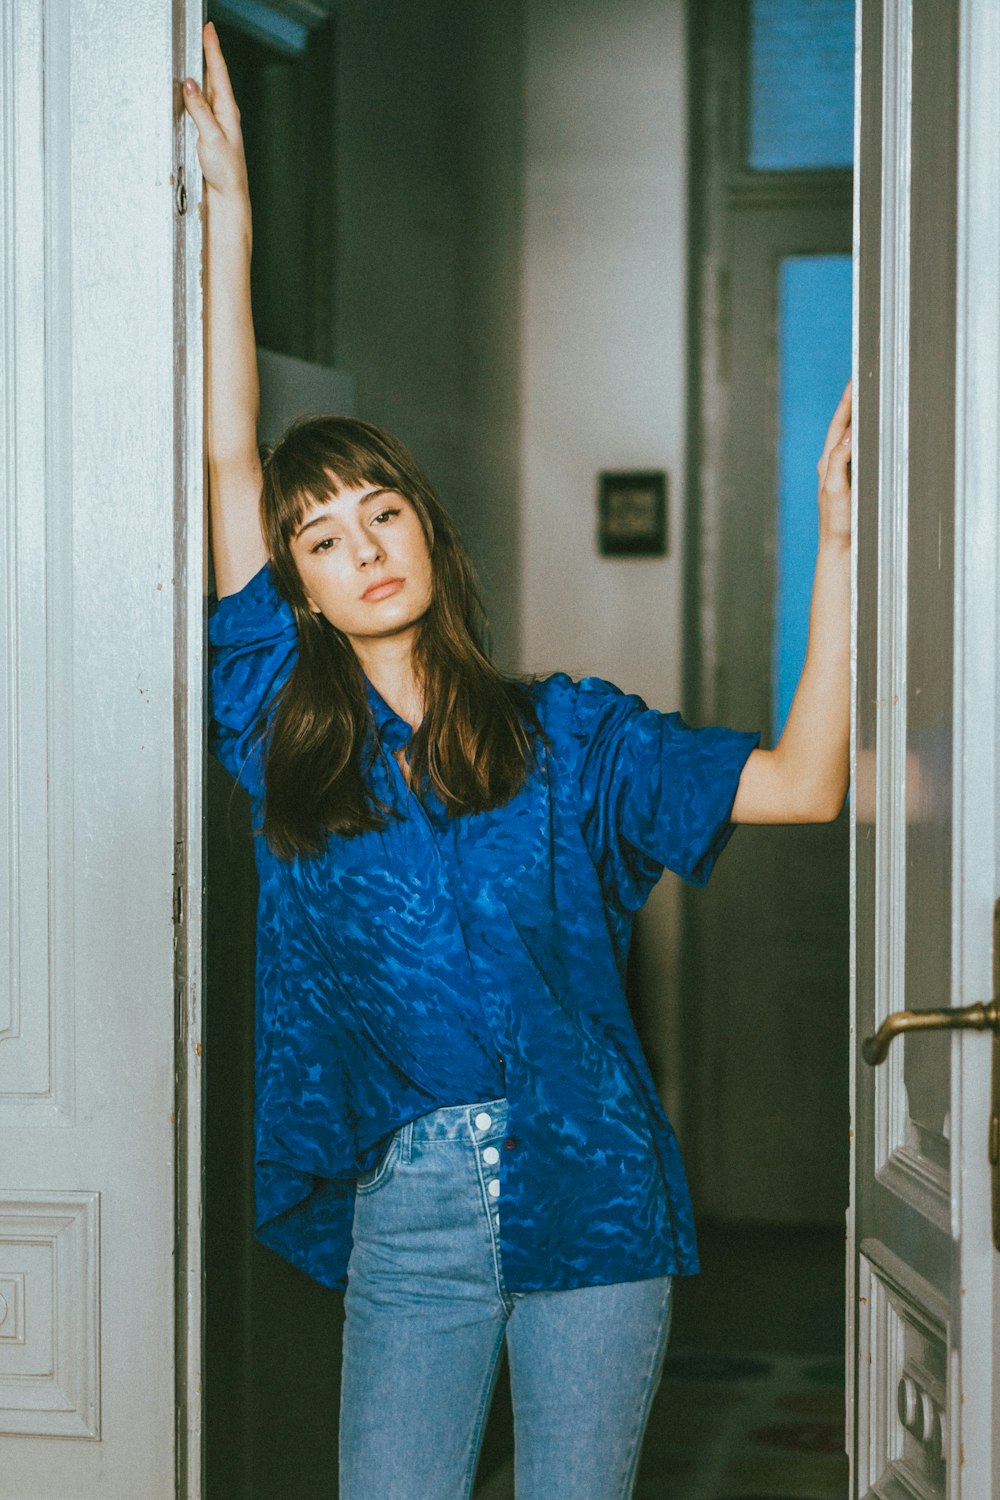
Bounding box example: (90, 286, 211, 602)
(850, 1, 1000, 1494)
(0, 3, 204, 1495)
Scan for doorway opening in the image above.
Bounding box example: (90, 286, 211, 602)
(202, 2, 855, 1495)
(676, 0, 853, 1493)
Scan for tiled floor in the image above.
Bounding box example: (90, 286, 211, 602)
(635, 1347, 848, 1499)
(474, 1220, 849, 1500)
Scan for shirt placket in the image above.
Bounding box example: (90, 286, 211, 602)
(376, 731, 511, 1079)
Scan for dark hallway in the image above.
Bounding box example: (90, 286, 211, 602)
(470, 1223, 847, 1499)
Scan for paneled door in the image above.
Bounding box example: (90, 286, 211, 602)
(850, 1, 1000, 1495)
(0, 3, 204, 1497)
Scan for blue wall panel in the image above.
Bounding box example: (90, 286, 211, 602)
(749, 0, 855, 170)
(773, 255, 852, 741)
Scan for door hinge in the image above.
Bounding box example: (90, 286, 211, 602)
(174, 160, 187, 216)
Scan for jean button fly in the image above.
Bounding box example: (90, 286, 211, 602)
(474, 1111, 493, 1131)
(488, 1179, 500, 1199)
(482, 1146, 500, 1165)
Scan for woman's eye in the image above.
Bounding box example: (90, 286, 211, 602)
(372, 508, 401, 525)
(311, 536, 338, 553)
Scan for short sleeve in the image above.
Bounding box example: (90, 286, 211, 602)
(565, 675, 761, 907)
(207, 562, 299, 800)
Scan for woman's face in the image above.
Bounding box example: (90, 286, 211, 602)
(288, 478, 434, 647)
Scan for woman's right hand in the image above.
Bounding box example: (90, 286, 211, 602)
(183, 22, 249, 203)
(185, 20, 266, 596)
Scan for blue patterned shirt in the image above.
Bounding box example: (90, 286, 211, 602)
(208, 563, 760, 1292)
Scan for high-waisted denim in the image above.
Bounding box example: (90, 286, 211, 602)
(340, 1097, 673, 1500)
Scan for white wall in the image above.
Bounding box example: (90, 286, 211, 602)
(519, 0, 689, 1113)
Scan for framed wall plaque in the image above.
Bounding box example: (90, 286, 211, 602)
(597, 470, 668, 556)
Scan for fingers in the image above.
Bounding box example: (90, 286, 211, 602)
(182, 76, 224, 143)
(822, 378, 852, 452)
(182, 22, 240, 139)
(817, 411, 852, 545)
(817, 378, 853, 476)
(202, 21, 241, 132)
(823, 425, 852, 496)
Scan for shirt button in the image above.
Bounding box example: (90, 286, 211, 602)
(474, 1112, 493, 1131)
(482, 1146, 500, 1165)
(488, 1179, 500, 1198)
(503, 1137, 518, 1150)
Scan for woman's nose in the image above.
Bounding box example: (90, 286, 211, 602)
(356, 532, 384, 567)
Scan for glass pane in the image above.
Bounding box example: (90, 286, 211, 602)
(773, 255, 852, 742)
(748, 0, 855, 170)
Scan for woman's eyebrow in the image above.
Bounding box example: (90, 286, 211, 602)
(295, 489, 392, 539)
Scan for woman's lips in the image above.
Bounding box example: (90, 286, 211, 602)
(362, 577, 405, 602)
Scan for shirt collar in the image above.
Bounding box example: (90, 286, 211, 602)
(364, 676, 414, 753)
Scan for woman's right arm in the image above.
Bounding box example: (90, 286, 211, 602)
(184, 22, 268, 598)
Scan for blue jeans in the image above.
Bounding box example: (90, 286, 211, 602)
(340, 1097, 673, 1499)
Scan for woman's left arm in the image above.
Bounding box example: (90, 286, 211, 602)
(731, 379, 853, 825)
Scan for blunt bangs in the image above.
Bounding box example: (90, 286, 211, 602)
(263, 415, 429, 544)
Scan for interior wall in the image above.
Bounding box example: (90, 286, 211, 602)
(519, 0, 689, 1112)
(334, 0, 524, 667)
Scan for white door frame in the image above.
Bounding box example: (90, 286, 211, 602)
(848, 2, 1000, 1495)
(174, 1, 207, 1494)
(0, 2, 205, 1494)
(947, 0, 1000, 1488)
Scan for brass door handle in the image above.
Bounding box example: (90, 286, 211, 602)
(860, 900, 1000, 1250)
(861, 999, 1000, 1065)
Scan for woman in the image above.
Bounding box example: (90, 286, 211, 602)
(184, 22, 851, 1500)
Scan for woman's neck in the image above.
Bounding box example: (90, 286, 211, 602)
(351, 631, 425, 731)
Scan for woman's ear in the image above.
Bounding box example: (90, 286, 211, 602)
(305, 595, 323, 615)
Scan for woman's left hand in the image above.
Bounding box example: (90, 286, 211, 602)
(817, 379, 853, 546)
(731, 376, 853, 824)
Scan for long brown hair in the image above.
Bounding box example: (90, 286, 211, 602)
(258, 415, 543, 859)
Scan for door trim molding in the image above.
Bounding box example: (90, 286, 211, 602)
(857, 1237, 948, 1500)
(950, 0, 1000, 1492)
(172, 3, 205, 1495)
